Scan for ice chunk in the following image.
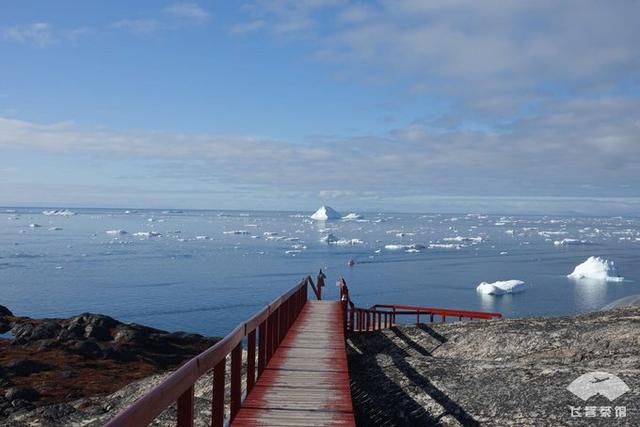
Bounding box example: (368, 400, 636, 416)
(223, 230, 250, 235)
(567, 256, 624, 282)
(429, 243, 460, 249)
(477, 280, 527, 295)
(133, 231, 161, 238)
(385, 244, 425, 251)
(342, 213, 364, 220)
(310, 206, 341, 221)
(48, 227, 63, 231)
(106, 229, 127, 236)
(29, 223, 41, 228)
(554, 238, 591, 246)
(320, 233, 338, 244)
(334, 238, 364, 246)
(42, 209, 76, 216)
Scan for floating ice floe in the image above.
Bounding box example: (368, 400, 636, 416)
(567, 256, 624, 282)
(133, 231, 161, 238)
(405, 248, 421, 253)
(223, 230, 250, 235)
(443, 236, 483, 243)
(42, 209, 76, 216)
(429, 243, 460, 249)
(384, 244, 425, 251)
(342, 213, 364, 221)
(334, 239, 364, 246)
(106, 229, 127, 236)
(48, 227, 63, 231)
(263, 232, 279, 236)
(477, 280, 528, 295)
(195, 236, 209, 240)
(321, 233, 338, 244)
(29, 224, 41, 228)
(553, 238, 591, 246)
(310, 206, 341, 221)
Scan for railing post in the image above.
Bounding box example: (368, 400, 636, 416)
(230, 342, 242, 422)
(212, 358, 226, 427)
(258, 320, 266, 377)
(177, 386, 194, 427)
(378, 312, 382, 330)
(247, 329, 256, 393)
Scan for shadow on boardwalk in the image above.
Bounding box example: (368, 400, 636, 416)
(347, 325, 479, 427)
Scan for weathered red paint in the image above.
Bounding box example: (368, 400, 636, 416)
(233, 301, 355, 426)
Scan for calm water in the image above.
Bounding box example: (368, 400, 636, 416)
(1, 207, 639, 337)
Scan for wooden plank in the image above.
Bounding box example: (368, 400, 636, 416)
(233, 301, 355, 426)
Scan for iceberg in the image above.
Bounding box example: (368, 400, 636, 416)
(342, 213, 364, 220)
(477, 280, 528, 295)
(42, 209, 76, 216)
(310, 206, 341, 221)
(567, 256, 624, 282)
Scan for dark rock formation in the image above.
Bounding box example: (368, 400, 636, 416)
(349, 306, 640, 426)
(0, 306, 219, 421)
(0, 305, 13, 317)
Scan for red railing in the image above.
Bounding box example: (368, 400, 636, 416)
(338, 278, 502, 333)
(106, 274, 322, 427)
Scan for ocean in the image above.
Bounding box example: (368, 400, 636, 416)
(1, 207, 639, 337)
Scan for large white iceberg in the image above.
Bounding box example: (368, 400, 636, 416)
(311, 206, 341, 221)
(477, 280, 528, 295)
(567, 256, 624, 282)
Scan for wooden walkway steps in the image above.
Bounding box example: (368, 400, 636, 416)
(233, 301, 356, 426)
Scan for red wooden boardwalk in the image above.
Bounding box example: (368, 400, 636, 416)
(233, 301, 356, 426)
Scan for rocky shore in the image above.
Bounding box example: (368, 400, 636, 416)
(0, 305, 218, 425)
(348, 306, 640, 426)
(2, 304, 639, 426)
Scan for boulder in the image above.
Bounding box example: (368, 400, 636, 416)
(5, 386, 39, 402)
(0, 305, 13, 317)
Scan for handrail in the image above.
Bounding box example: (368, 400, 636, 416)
(106, 276, 317, 427)
(370, 304, 502, 320)
(349, 304, 501, 332)
(337, 277, 501, 334)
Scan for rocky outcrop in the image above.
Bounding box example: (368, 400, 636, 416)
(348, 307, 640, 426)
(0, 307, 219, 421)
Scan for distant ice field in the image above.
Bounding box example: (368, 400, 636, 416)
(1, 207, 639, 337)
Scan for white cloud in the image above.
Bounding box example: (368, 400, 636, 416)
(236, 0, 640, 116)
(164, 3, 210, 23)
(2, 22, 53, 46)
(1, 96, 638, 199)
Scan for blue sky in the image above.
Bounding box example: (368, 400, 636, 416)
(1, 1, 639, 214)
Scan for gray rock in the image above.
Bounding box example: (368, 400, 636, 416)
(5, 386, 39, 402)
(349, 306, 640, 426)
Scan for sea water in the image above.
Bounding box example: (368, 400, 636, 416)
(1, 207, 639, 337)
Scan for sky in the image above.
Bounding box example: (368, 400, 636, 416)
(1, 1, 639, 215)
